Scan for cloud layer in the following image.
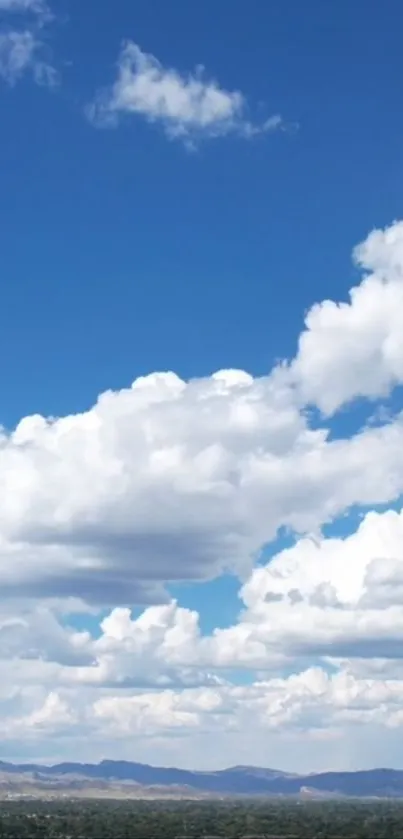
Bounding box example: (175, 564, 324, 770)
(0, 221, 402, 769)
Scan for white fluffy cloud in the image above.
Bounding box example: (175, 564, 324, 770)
(209, 508, 403, 668)
(292, 221, 403, 414)
(88, 41, 285, 144)
(1, 220, 403, 769)
(3, 658, 403, 771)
(1, 368, 403, 607)
(20, 506, 402, 684)
(2, 509, 403, 769)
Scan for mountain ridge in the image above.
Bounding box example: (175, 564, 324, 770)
(0, 760, 403, 798)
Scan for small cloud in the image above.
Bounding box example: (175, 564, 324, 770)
(0, 0, 39, 9)
(88, 41, 288, 146)
(0, 0, 55, 86)
(0, 0, 49, 20)
(0, 30, 36, 83)
(0, 29, 56, 85)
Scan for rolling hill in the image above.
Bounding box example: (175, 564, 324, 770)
(0, 760, 402, 798)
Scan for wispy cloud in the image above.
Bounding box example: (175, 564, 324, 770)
(0, 0, 49, 19)
(88, 42, 287, 145)
(0, 29, 55, 84)
(0, 0, 55, 86)
(0, 0, 42, 9)
(0, 0, 38, 12)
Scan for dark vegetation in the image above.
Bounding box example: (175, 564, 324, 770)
(0, 799, 403, 838)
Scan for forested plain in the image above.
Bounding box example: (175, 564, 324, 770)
(0, 799, 402, 838)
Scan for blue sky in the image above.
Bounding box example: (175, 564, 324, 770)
(3, 0, 403, 424)
(1, 0, 403, 772)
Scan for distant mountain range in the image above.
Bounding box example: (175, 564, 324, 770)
(0, 760, 403, 799)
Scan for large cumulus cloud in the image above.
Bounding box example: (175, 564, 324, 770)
(1, 220, 403, 769)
